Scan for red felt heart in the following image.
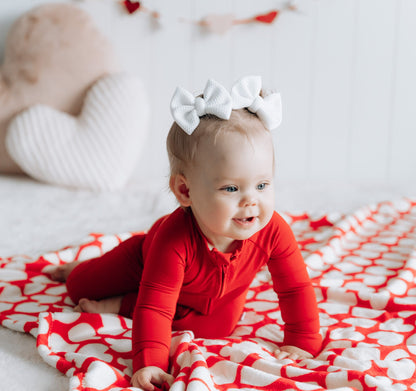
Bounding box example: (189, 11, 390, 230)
(123, 0, 141, 14)
(255, 10, 279, 24)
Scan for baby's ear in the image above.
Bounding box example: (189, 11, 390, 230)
(169, 174, 191, 207)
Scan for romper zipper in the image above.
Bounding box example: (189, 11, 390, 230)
(218, 264, 227, 298)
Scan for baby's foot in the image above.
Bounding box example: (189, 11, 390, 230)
(75, 296, 123, 314)
(49, 261, 80, 282)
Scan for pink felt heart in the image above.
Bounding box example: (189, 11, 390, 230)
(6, 74, 149, 191)
(201, 14, 235, 35)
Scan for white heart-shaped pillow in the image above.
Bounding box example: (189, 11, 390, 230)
(6, 73, 149, 191)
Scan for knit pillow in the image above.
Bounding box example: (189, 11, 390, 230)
(6, 73, 149, 191)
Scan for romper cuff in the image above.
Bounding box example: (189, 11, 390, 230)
(283, 329, 322, 356)
(133, 346, 170, 373)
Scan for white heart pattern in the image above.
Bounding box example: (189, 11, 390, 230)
(6, 73, 149, 191)
(2, 200, 416, 390)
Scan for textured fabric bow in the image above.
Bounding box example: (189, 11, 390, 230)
(231, 75, 282, 130)
(170, 79, 232, 135)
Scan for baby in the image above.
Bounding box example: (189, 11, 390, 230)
(51, 76, 321, 390)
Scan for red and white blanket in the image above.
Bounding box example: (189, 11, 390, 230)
(1, 199, 416, 390)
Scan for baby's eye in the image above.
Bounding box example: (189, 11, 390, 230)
(257, 183, 268, 191)
(222, 186, 238, 193)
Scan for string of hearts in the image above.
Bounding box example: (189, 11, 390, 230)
(120, 0, 299, 35)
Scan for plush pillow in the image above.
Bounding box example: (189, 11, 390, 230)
(6, 73, 149, 191)
(0, 3, 119, 174)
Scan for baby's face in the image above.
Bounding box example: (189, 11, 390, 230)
(186, 130, 275, 252)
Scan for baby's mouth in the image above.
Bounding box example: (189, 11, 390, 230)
(234, 216, 256, 224)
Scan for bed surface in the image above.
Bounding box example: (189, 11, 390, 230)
(0, 175, 175, 390)
(1, 174, 416, 390)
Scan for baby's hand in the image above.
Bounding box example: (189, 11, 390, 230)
(131, 366, 174, 391)
(274, 345, 313, 360)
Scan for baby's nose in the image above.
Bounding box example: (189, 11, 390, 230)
(240, 194, 257, 207)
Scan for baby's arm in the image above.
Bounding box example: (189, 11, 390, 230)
(131, 366, 174, 391)
(131, 211, 191, 387)
(267, 213, 322, 358)
(269, 253, 322, 358)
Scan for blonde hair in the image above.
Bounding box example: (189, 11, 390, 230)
(166, 109, 270, 176)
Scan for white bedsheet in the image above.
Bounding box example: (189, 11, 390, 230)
(1, 173, 415, 390)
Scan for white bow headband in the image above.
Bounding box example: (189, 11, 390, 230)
(170, 75, 282, 135)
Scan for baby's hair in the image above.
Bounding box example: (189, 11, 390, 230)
(166, 109, 270, 177)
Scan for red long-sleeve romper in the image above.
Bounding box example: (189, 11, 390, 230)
(66, 207, 321, 374)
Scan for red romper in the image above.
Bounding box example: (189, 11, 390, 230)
(66, 207, 321, 374)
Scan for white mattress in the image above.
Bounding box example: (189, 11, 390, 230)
(1, 173, 415, 390)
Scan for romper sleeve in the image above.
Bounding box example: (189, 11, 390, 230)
(132, 212, 188, 373)
(266, 213, 322, 356)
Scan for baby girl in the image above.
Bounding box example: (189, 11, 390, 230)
(51, 76, 321, 390)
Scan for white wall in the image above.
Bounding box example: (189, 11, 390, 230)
(1, 0, 415, 196)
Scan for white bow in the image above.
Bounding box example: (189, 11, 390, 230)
(170, 79, 232, 135)
(231, 75, 282, 130)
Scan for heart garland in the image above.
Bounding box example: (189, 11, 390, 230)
(190, 3, 298, 35)
(111, 1, 298, 35)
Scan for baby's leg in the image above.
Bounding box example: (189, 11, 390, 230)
(64, 235, 145, 308)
